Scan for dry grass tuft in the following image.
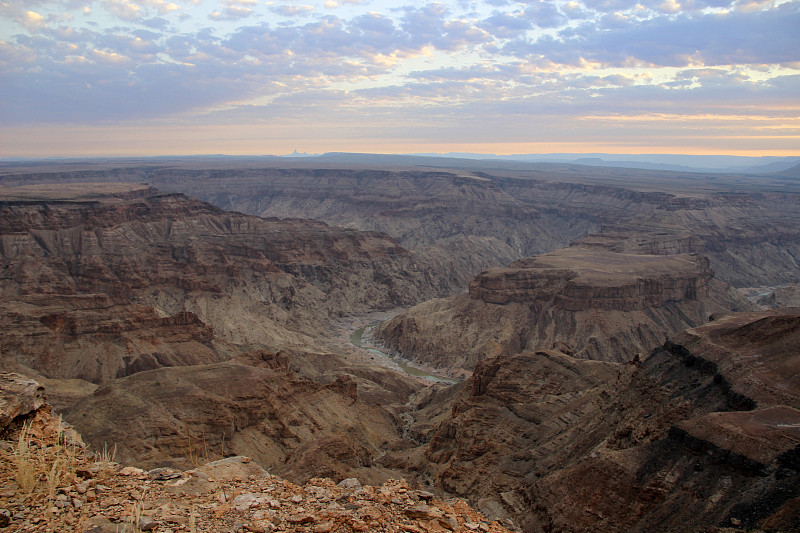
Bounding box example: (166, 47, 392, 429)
(11, 416, 84, 502)
(13, 423, 39, 495)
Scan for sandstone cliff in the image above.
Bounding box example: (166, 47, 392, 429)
(409, 309, 800, 532)
(378, 247, 753, 370)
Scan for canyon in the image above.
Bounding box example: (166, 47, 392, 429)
(1, 155, 799, 532)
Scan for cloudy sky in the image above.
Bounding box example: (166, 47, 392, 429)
(1, 0, 798, 157)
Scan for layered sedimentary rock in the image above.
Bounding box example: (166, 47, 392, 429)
(0, 184, 460, 484)
(469, 248, 712, 310)
(573, 190, 800, 288)
(412, 309, 800, 532)
(0, 185, 440, 395)
(378, 247, 752, 369)
(4, 161, 800, 290)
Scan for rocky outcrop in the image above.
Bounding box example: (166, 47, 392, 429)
(61, 348, 428, 483)
(0, 372, 46, 430)
(378, 247, 752, 369)
(469, 248, 712, 310)
(758, 283, 800, 308)
(412, 310, 800, 532)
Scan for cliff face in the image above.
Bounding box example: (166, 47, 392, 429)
(62, 350, 417, 481)
(378, 248, 751, 369)
(575, 191, 800, 288)
(469, 248, 712, 310)
(416, 310, 800, 532)
(0, 185, 440, 397)
(147, 167, 800, 290)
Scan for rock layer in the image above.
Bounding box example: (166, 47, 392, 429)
(3, 161, 800, 290)
(469, 248, 712, 310)
(378, 247, 751, 368)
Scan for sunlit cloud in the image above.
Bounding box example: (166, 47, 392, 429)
(105, 0, 142, 20)
(21, 10, 47, 31)
(658, 0, 682, 13)
(91, 48, 131, 64)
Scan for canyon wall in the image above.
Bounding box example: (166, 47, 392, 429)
(0, 185, 441, 400)
(3, 163, 800, 290)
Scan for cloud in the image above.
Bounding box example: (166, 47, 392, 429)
(400, 4, 490, 51)
(481, 12, 532, 38)
(105, 0, 142, 21)
(141, 17, 171, 29)
(209, 6, 254, 20)
(508, 2, 800, 67)
(522, 1, 567, 27)
(270, 4, 315, 17)
(19, 10, 47, 32)
(91, 48, 131, 65)
(1, 0, 796, 155)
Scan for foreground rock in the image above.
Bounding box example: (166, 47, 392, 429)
(0, 373, 513, 533)
(400, 309, 800, 532)
(379, 247, 753, 370)
(0, 372, 45, 429)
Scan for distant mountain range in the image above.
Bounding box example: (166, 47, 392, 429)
(402, 152, 800, 174)
(3, 151, 798, 176)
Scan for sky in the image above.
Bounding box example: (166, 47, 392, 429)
(1, 0, 799, 158)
